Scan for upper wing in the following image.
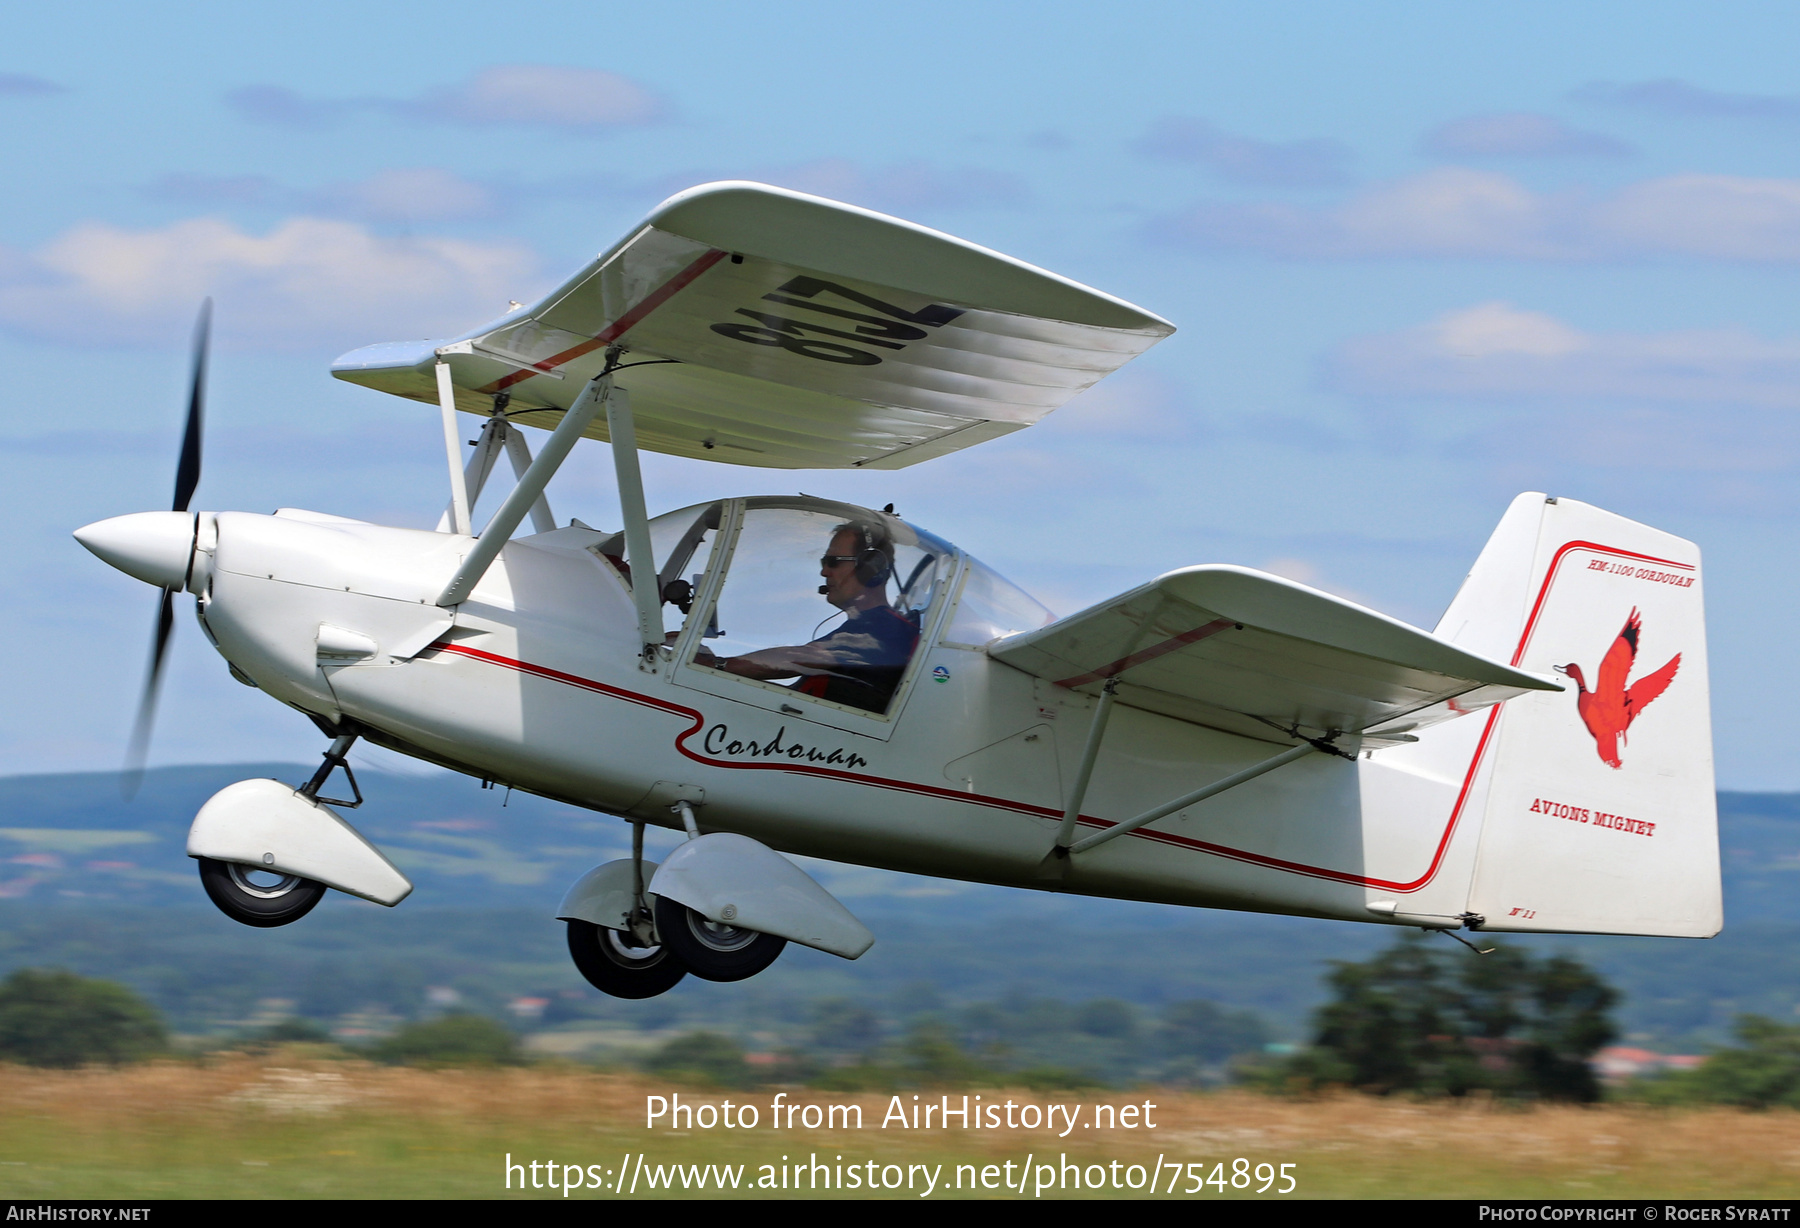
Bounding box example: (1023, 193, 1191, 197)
(331, 182, 1175, 470)
(987, 566, 1562, 748)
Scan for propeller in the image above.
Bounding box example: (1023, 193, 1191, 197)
(122, 299, 209, 798)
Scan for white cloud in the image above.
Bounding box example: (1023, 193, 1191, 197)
(1420, 112, 1633, 158)
(1049, 369, 1190, 434)
(1332, 169, 1568, 257)
(0, 216, 542, 349)
(409, 65, 660, 128)
(0, 73, 65, 96)
(1152, 168, 1572, 258)
(147, 173, 282, 207)
(1150, 168, 1800, 262)
(1328, 302, 1800, 409)
(1598, 175, 1800, 260)
(152, 158, 1018, 231)
(224, 84, 347, 128)
(227, 65, 663, 132)
(1575, 78, 1800, 121)
(1136, 117, 1352, 187)
(310, 168, 501, 223)
(1428, 301, 1585, 357)
(149, 167, 502, 224)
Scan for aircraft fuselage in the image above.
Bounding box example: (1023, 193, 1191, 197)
(196, 505, 1477, 930)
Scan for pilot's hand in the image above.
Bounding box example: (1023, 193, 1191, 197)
(692, 644, 718, 666)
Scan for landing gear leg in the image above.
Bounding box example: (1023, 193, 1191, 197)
(298, 733, 362, 807)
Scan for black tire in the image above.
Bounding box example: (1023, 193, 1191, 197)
(197, 857, 325, 928)
(651, 895, 786, 983)
(566, 920, 688, 999)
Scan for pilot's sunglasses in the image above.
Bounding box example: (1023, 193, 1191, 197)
(819, 555, 859, 568)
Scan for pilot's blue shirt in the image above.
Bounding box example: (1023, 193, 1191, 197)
(794, 605, 920, 712)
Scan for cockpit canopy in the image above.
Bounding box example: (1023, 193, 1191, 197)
(622, 496, 1051, 715)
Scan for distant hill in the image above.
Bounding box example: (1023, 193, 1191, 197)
(0, 762, 619, 910)
(4, 765, 1792, 921)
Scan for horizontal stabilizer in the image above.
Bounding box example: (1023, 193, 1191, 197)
(987, 566, 1559, 747)
(332, 182, 1174, 470)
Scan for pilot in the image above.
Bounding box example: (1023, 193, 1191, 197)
(697, 521, 919, 713)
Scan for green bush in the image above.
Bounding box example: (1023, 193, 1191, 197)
(259, 1017, 333, 1043)
(644, 1031, 752, 1088)
(1254, 932, 1618, 1102)
(370, 1014, 519, 1066)
(0, 969, 166, 1067)
(1631, 1016, 1800, 1108)
(899, 1019, 994, 1085)
(1158, 999, 1270, 1067)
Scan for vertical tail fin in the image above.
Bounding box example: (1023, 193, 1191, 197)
(1426, 493, 1719, 937)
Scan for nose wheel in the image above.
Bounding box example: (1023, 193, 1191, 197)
(194, 734, 362, 928)
(197, 857, 325, 928)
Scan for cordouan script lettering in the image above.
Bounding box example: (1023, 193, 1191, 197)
(703, 723, 869, 771)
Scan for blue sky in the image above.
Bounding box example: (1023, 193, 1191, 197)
(9, 2, 1800, 787)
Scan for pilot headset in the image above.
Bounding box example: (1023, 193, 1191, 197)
(828, 521, 894, 588)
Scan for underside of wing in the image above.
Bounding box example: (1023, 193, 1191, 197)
(330, 182, 1175, 470)
(988, 566, 1561, 748)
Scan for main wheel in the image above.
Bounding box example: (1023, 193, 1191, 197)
(197, 857, 326, 928)
(651, 895, 786, 983)
(566, 920, 688, 999)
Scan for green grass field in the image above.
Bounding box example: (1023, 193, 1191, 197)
(0, 1056, 1794, 1199)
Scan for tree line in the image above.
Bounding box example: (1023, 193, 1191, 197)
(5, 938, 1800, 1109)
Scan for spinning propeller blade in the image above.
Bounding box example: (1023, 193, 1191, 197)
(123, 299, 210, 798)
(174, 298, 207, 514)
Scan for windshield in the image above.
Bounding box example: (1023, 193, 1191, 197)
(685, 500, 950, 715)
(944, 557, 1054, 646)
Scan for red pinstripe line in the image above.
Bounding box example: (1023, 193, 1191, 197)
(1052, 617, 1237, 689)
(426, 641, 1481, 887)
(436, 643, 698, 716)
(475, 248, 730, 394)
(1511, 540, 1692, 667)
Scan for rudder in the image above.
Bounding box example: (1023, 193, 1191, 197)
(1429, 493, 1719, 938)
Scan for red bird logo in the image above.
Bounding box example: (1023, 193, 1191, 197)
(1556, 608, 1680, 769)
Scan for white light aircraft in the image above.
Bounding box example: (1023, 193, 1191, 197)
(74, 183, 1721, 998)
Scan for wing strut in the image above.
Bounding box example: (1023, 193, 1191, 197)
(1050, 677, 1121, 853)
(605, 377, 665, 665)
(435, 361, 473, 536)
(1064, 741, 1323, 857)
(1041, 681, 1359, 873)
(437, 414, 506, 532)
(502, 423, 558, 535)
(436, 372, 611, 607)
(436, 415, 559, 535)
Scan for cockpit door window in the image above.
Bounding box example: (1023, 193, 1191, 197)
(672, 501, 954, 731)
